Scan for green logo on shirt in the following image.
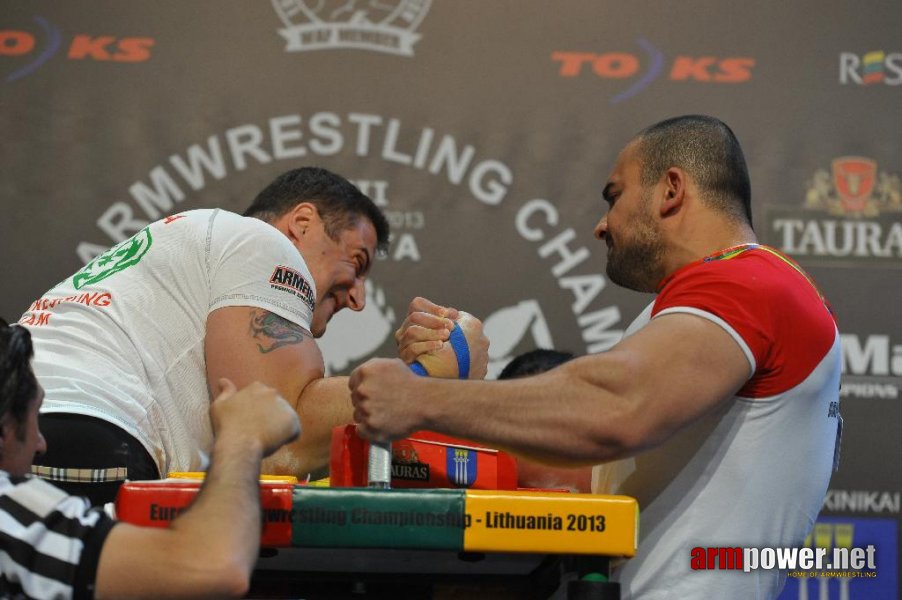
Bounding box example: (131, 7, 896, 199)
(73, 228, 153, 289)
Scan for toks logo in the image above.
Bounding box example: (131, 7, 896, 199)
(551, 38, 754, 103)
(765, 157, 902, 265)
(839, 51, 902, 86)
(1, 16, 154, 83)
(271, 0, 431, 56)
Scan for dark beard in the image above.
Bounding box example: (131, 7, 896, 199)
(605, 234, 664, 293)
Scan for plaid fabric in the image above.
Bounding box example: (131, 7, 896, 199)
(31, 465, 129, 483)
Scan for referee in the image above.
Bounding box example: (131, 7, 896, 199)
(0, 318, 300, 599)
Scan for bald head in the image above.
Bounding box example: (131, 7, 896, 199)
(633, 115, 753, 227)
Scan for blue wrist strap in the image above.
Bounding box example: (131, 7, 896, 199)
(408, 323, 470, 379)
(448, 323, 470, 379)
(409, 361, 428, 377)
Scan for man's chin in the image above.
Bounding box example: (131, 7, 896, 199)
(311, 311, 334, 338)
(310, 307, 332, 338)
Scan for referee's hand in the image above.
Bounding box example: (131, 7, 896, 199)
(210, 379, 300, 457)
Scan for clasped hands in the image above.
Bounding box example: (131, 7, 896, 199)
(349, 297, 489, 442)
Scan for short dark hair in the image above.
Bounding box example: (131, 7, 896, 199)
(498, 349, 575, 380)
(0, 318, 38, 440)
(634, 115, 753, 226)
(244, 167, 391, 255)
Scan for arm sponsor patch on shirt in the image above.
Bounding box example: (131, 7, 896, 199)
(269, 265, 315, 312)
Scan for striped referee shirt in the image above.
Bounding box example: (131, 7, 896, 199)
(1, 472, 116, 599)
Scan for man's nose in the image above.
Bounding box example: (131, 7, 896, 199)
(35, 431, 48, 456)
(594, 215, 609, 240)
(347, 279, 366, 312)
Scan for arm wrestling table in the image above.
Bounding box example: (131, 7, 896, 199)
(115, 482, 637, 599)
(117, 424, 635, 599)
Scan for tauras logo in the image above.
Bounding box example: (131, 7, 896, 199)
(390, 441, 429, 481)
(765, 157, 902, 265)
(391, 462, 429, 481)
(807, 158, 900, 217)
(271, 0, 431, 56)
(391, 463, 429, 481)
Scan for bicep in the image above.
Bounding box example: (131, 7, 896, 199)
(205, 306, 324, 406)
(611, 312, 752, 450)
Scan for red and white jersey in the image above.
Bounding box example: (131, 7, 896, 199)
(20, 210, 316, 475)
(593, 244, 841, 599)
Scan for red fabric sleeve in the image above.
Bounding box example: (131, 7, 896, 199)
(652, 251, 836, 397)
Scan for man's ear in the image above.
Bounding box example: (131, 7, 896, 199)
(285, 202, 319, 242)
(660, 168, 686, 217)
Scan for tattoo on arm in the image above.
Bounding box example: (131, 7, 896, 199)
(249, 310, 310, 354)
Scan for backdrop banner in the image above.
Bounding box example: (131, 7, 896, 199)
(2, 3, 899, 597)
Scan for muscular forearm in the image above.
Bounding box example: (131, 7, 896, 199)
(95, 434, 265, 599)
(96, 378, 301, 600)
(416, 363, 636, 466)
(354, 313, 754, 469)
(170, 433, 265, 588)
(262, 376, 353, 478)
